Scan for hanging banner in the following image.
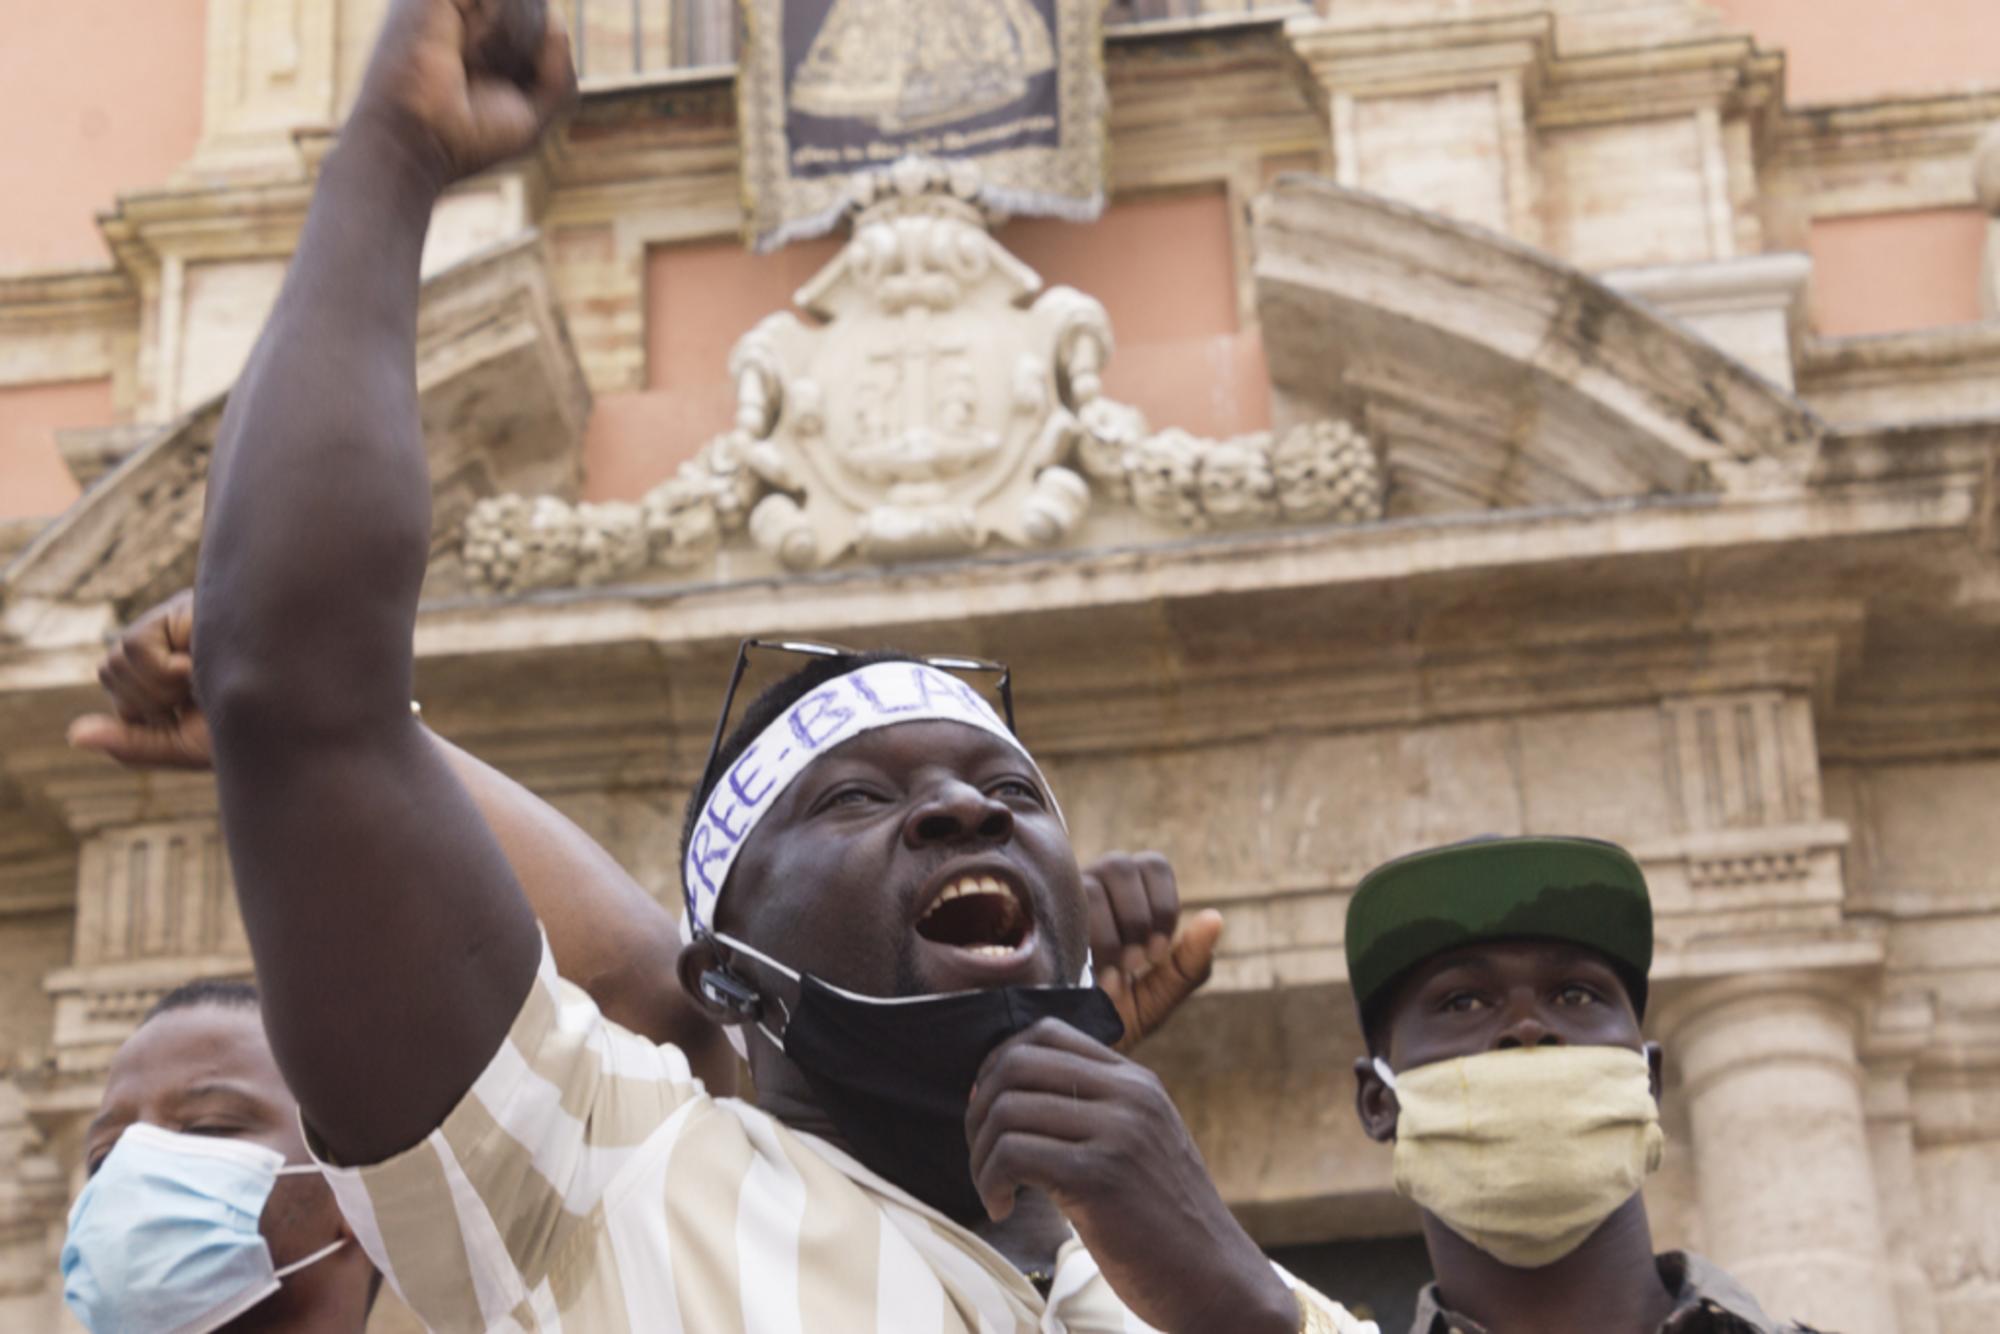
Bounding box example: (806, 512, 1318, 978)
(737, 0, 1109, 251)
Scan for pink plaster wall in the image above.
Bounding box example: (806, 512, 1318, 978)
(0, 0, 207, 274)
(583, 190, 1266, 502)
(0, 380, 112, 520)
(1711, 0, 2000, 104)
(1708, 2, 1998, 336)
(1002, 191, 1270, 441)
(1808, 209, 1987, 337)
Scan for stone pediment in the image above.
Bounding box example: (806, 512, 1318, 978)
(1254, 176, 1825, 514)
(0, 233, 589, 641)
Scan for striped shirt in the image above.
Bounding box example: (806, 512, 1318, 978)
(313, 937, 1372, 1333)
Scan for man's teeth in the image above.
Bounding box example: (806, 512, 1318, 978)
(920, 876, 1015, 920)
(917, 875, 1028, 954)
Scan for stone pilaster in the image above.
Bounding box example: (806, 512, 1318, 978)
(1658, 974, 1900, 1334)
(1862, 1054, 1944, 1334)
(1288, 14, 1553, 246)
(1974, 122, 2000, 319)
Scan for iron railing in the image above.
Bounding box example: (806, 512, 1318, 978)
(571, 0, 1306, 86)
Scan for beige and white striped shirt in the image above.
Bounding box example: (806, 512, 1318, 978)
(315, 938, 1370, 1333)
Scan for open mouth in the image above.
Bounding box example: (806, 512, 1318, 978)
(915, 873, 1032, 956)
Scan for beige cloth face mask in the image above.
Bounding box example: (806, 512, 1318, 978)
(1377, 1045, 1664, 1269)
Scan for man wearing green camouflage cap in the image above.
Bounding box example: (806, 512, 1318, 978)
(1347, 835, 1826, 1334)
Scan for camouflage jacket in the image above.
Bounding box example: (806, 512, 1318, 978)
(1408, 1252, 1828, 1334)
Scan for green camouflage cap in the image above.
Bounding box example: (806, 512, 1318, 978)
(1345, 835, 1653, 1021)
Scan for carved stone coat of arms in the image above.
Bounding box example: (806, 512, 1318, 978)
(737, 168, 1097, 568)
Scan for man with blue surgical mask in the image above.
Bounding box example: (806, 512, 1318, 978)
(66, 979, 376, 1334)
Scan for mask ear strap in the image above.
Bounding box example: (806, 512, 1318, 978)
(274, 1237, 346, 1280)
(1373, 1057, 1399, 1092)
(704, 930, 797, 1052)
(708, 930, 802, 984)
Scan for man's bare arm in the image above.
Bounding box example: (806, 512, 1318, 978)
(70, 590, 740, 1095)
(194, 0, 575, 1164)
(438, 746, 738, 1092)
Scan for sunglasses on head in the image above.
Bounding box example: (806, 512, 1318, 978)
(696, 637, 1017, 801)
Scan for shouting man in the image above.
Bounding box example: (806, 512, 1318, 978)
(189, 2, 1365, 1330)
(1347, 836, 1824, 1334)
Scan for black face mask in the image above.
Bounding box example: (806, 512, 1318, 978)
(709, 933, 1124, 1224)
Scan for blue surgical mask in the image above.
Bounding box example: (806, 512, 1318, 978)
(62, 1121, 346, 1334)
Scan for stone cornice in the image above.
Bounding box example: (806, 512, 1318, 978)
(1185, 824, 1877, 999)
(1820, 682, 2000, 766)
(96, 175, 315, 282)
(0, 856, 72, 918)
(1536, 35, 1783, 129)
(0, 751, 216, 839)
(2, 437, 1978, 773)
(5, 485, 1944, 758)
(0, 270, 134, 324)
(387, 488, 1949, 651)
(1801, 327, 2000, 414)
(1776, 87, 2000, 219)
(0, 268, 137, 392)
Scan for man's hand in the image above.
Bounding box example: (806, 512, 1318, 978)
(1082, 851, 1222, 1051)
(68, 592, 212, 770)
(966, 1020, 1299, 1334)
(355, 0, 575, 187)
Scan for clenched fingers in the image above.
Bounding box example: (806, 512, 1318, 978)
(1084, 851, 1178, 981)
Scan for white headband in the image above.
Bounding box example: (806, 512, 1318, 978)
(681, 659, 1054, 936)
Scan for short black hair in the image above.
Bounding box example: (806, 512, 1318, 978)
(142, 977, 259, 1026)
(678, 648, 920, 900)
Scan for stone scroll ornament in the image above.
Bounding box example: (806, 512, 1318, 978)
(461, 161, 1384, 594)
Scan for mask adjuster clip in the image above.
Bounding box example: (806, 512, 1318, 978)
(703, 930, 797, 1053)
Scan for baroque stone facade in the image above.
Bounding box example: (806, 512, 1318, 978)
(2, 3, 1999, 1333)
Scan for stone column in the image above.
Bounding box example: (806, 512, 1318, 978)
(1976, 122, 2000, 319)
(1660, 975, 1899, 1334)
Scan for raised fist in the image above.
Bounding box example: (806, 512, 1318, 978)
(1081, 851, 1223, 1050)
(354, 0, 576, 186)
(68, 591, 212, 771)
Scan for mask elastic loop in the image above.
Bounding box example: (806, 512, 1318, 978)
(706, 930, 796, 1055)
(273, 1237, 346, 1281)
(1373, 1057, 1398, 1091)
(708, 930, 802, 984)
